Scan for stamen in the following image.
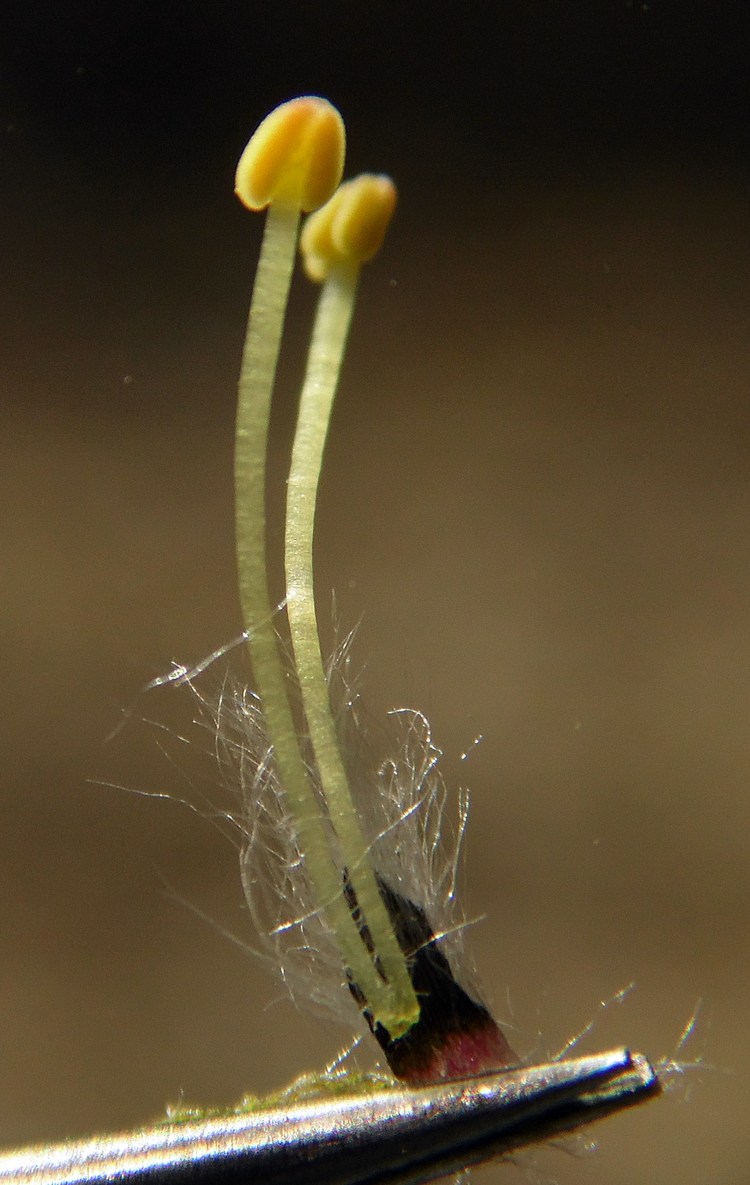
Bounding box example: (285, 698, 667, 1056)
(287, 174, 419, 1035)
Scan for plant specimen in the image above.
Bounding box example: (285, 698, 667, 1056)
(230, 97, 516, 1084)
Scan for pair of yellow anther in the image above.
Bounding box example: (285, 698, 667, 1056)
(233, 98, 419, 1041)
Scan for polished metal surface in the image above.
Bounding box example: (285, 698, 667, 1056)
(0, 1049, 659, 1185)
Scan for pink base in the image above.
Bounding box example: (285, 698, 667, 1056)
(402, 1018, 519, 1085)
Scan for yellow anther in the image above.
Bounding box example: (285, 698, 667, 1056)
(235, 96, 345, 213)
(300, 174, 397, 281)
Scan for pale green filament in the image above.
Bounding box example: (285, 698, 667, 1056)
(285, 261, 421, 1036)
(235, 204, 396, 1020)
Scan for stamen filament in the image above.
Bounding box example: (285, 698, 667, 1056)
(285, 259, 420, 1035)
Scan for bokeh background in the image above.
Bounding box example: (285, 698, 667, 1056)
(2, 3, 748, 1181)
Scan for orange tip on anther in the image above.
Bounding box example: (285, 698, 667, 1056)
(300, 174, 397, 282)
(235, 96, 346, 213)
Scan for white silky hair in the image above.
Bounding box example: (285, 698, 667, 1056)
(138, 625, 486, 1028)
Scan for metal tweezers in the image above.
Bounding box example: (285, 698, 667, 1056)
(0, 1047, 658, 1185)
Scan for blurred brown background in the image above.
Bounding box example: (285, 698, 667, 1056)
(1, 3, 748, 1181)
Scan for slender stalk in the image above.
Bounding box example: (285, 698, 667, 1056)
(285, 261, 421, 1036)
